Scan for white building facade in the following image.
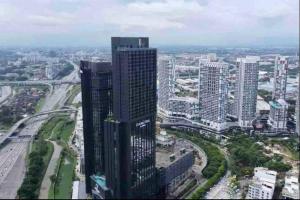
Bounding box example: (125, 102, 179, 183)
(268, 56, 289, 132)
(281, 173, 299, 199)
(168, 97, 199, 119)
(296, 72, 300, 136)
(246, 167, 277, 199)
(235, 56, 260, 128)
(158, 57, 176, 113)
(199, 61, 229, 132)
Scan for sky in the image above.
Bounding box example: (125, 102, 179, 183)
(0, 0, 299, 47)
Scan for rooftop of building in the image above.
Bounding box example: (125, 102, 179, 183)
(237, 56, 260, 63)
(253, 167, 277, 185)
(156, 133, 194, 169)
(257, 96, 270, 111)
(169, 96, 198, 103)
(156, 130, 173, 142)
(90, 175, 108, 190)
(117, 47, 156, 51)
(282, 173, 299, 199)
(200, 60, 228, 68)
(269, 99, 288, 108)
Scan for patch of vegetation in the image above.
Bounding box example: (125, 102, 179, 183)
(167, 129, 225, 178)
(35, 97, 45, 112)
(258, 89, 272, 102)
(46, 116, 76, 199)
(50, 118, 75, 144)
(191, 160, 226, 199)
(264, 160, 292, 172)
(66, 85, 81, 105)
(226, 134, 293, 177)
(268, 138, 300, 160)
(17, 138, 54, 199)
(38, 116, 69, 140)
(259, 64, 274, 72)
(49, 151, 76, 199)
(56, 63, 74, 79)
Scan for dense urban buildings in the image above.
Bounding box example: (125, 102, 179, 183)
(268, 56, 289, 133)
(246, 167, 277, 199)
(0, 0, 299, 199)
(235, 56, 260, 128)
(198, 60, 229, 132)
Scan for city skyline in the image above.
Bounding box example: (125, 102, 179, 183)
(0, 0, 299, 199)
(0, 0, 299, 47)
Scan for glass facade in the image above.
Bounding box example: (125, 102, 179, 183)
(81, 37, 158, 199)
(105, 37, 157, 198)
(80, 61, 112, 193)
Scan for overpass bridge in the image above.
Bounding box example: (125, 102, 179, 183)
(160, 122, 230, 140)
(0, 80, 80, 87)
(0, 109, 77, 145)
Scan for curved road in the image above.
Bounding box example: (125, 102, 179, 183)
(39, 140, 62, 199)
(0, 61, 79, 199)
(205, 147, 241, 199)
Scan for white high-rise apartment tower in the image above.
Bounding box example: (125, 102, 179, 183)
(199, 60, 228, 132)
(296, 70, 300, 136)
(235, 56, 260, 128)
(268, 56, 289, 133)
(158, 57, 175, 114)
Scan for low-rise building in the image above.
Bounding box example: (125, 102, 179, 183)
(246, 167, 277, 199)
(156, 132, 195, 197)
(256, 95, 270, 115)
(156, 130, 175, 147)
(268, 99, 288, 133)
(281, 173, 299, 199)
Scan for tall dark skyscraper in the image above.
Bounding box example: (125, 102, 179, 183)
(105, 37, 157, 198)
(80, 61, 113, 193)
(81, 37, 157, 199)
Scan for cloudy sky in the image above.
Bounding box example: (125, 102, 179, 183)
(0, 0, 298, 47)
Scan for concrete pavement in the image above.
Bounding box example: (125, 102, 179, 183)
(39, 140, 62, 199)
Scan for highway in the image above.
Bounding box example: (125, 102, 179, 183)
(0, 60, 80, 199)
(0, 80, 80, 87)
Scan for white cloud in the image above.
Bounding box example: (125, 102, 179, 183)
(0, 0, 298, 46)
(27, 13, 75, 27)
(0, 3, 17, 23)
(102, 0, 203, 30)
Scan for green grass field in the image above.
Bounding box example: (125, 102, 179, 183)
(45, 116, 76, 199)
(32, 140, 54, 166)
(39, 116, 74, 142)
(50, 119, 75, 144)
(66, 85, 81, 105)
(49, 154, 76, 199)
(35, 97, 45, 113)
